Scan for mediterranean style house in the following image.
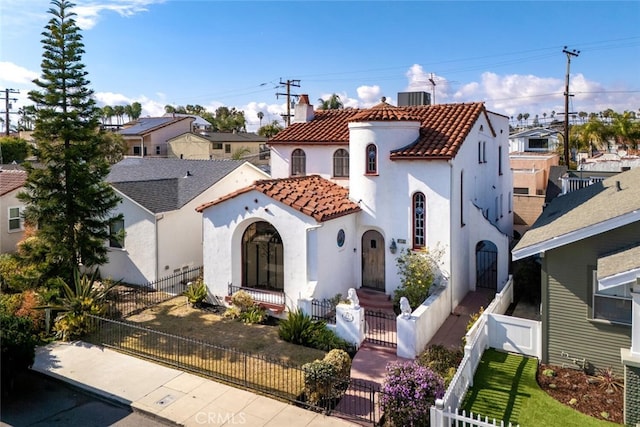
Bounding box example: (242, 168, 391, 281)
(101, 157, 268, 285)
(512, 167, 640, 425)
(196, 95, 513, 315)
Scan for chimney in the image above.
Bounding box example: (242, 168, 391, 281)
(292, 94, 314, 124)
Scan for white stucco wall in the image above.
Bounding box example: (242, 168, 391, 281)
(201, 188, 359, 307)
(101, 194, 157, 285)
(269, 143, 349, 184)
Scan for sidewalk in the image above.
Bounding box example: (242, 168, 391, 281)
(31, 341, 359, 427)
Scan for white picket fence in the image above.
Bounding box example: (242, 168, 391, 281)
(431, 407, 519, 427)
(431, 276, 536, 427)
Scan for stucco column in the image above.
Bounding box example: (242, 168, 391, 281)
(336, 304, 365, 349)
(396, 314, 417, 359)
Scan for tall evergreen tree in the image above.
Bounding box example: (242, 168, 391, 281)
(18, 0, 121, 283)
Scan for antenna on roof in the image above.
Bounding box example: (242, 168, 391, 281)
(428, 73, 436, 105)
(184, 171, 192, 178)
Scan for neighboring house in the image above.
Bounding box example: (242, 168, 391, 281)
(0, 166, 27, 253)
(578, 151, 640, 172)
(102, 158, 269, 285)
(119, 116, 194, 157)
(162, 113, 213, 132)
(512, 167, 640, 426)
(508, 128, 561, 234)
(508, 127, 561, 153)
(196, 95, 513, 315)
(167, 131, 269, 168)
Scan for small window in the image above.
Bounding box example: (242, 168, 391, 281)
(225, 144, 231, 154)
(366, 144, 377, 174)
(592, 272, 632, 325)
(8, 207, 22, 231)
(483, 141, 487, 163)
(291, 148, 306, 176)
(370, 239, 377, 249)
(527, 138, 549, 150)
(460, 171, 465, 227)
(109, 218, 125, 248)
(498, 146, 503, 175)
(155, 145, 161, 155)
(508, 191, 512, 213)
(133, 146, 140, 156)
(413, 192, 426, 248)
(514, 187, 529, 195)
(333, 149, 349, 177)
(212, 143, 223, 150)
(478, 141, 482, 163)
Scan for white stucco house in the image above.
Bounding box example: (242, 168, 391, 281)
(102, 157, 269, 285)
(196, 95, 513, 313)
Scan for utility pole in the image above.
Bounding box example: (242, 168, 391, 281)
(1, 88, 20, 136)
(428, 73, 436, 105)
(562, 47, 579, 167)
(275, 79, 300, 126)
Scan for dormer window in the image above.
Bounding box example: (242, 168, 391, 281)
(366, 144, 377, 175)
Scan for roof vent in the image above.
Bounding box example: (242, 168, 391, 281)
(615, 180, 622, 191)
(184, 171, 192, 178)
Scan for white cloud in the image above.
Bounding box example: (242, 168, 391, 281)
(75, 1, 165, 29)
(356, 85, 382, 106)
(0, 62, 39, 86)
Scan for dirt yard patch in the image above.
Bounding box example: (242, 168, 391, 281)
(124, 296, 326, 366)
(537, 364, 623, 424)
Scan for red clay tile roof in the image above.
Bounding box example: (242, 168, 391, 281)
(390, 102, 490, 159)
(269, 102, 494, 159)
(269, 109, 362, 144)
(0, 169, 27, 196)
(196, 175, 361, 222)
(349, 100, 423, 122)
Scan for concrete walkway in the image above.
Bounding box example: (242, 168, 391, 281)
(32, 341, 359, 427)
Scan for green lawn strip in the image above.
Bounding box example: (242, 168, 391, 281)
(461, 349, 618, 427)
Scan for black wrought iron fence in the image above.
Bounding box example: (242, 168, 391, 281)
(86, 314, 306, 402)
(105, 266, 203, 318)
(310, 298, 337, 324)
(364, 309, 398, 348)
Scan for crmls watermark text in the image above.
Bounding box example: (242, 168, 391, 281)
(195, 412, 247, 424)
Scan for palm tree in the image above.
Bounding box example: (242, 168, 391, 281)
(102, 105, 114, 125)
(523, 113, 530, 127)
(257, 120, 283, 138)
(257, 111, 264, 127)
(124, 104, 133, 122)
(164, 105, 176, 114)
(113, 105, 125, 125)
(610, 111, 640, 150)
(317, 94, 343, 110)
(130, 102, 142, 120)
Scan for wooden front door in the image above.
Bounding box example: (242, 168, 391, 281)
(362, 230, 385, 291)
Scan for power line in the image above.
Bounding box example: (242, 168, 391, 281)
(275, 79, 300, 126)
(1, 88, 20, 136)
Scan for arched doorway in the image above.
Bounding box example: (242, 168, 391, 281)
(476, 240, 498, 292)
(362, 230, 385, 291)
(242, 221, 283, 290)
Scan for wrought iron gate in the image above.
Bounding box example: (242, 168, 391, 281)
(364, 309, 397, 348)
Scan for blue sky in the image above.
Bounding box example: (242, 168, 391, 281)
(1, 1, 639, 132)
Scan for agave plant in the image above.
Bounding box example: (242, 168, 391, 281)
(48, 269, 115, 341)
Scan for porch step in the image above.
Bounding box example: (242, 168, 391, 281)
(356, 288, 395, 312)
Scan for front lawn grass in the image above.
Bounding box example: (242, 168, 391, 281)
(462, 349, 618, 427)
(88, 297, 328, 401)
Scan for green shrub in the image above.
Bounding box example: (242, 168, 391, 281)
(49, 269, 115, 341)
(311, 326, 353, 352)
(302, 349, 352, 406)
(1, 312, 38, 392)
(278, 310, 326, 347)
(240, 305, 267, 324)
(223, 305, 241, 320)
(230, 290, 255, 311)
(392, 247, 443, 311)
(184, 279, 208, 306)
(417, 344, 463, 386)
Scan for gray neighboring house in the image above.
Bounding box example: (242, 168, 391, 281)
(512, 167, 640, 425)
(102, 157, 268, 285)
(119, 116, 194, 157)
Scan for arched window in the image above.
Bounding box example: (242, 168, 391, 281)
(413, 192, 426, 248)
(291, 149, 306, 176)
(366, 144, 377, 174)
(242, 221, 283, 290)
(333, 149, 349, 177)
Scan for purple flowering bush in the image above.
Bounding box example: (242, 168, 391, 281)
(380, 360, 445, 426)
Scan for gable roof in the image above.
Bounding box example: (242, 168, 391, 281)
(161, 113, 211, 128)
(196, 175, 361, 222)
(512, 167, 640, 260)
(169, 131, 268, 143)
(0, 169, 27, 196)
(597, 244, 640, 290)
(107, 158, 245, 213)
(269, 101, 494, 160)
(119, 117, 193, 136)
